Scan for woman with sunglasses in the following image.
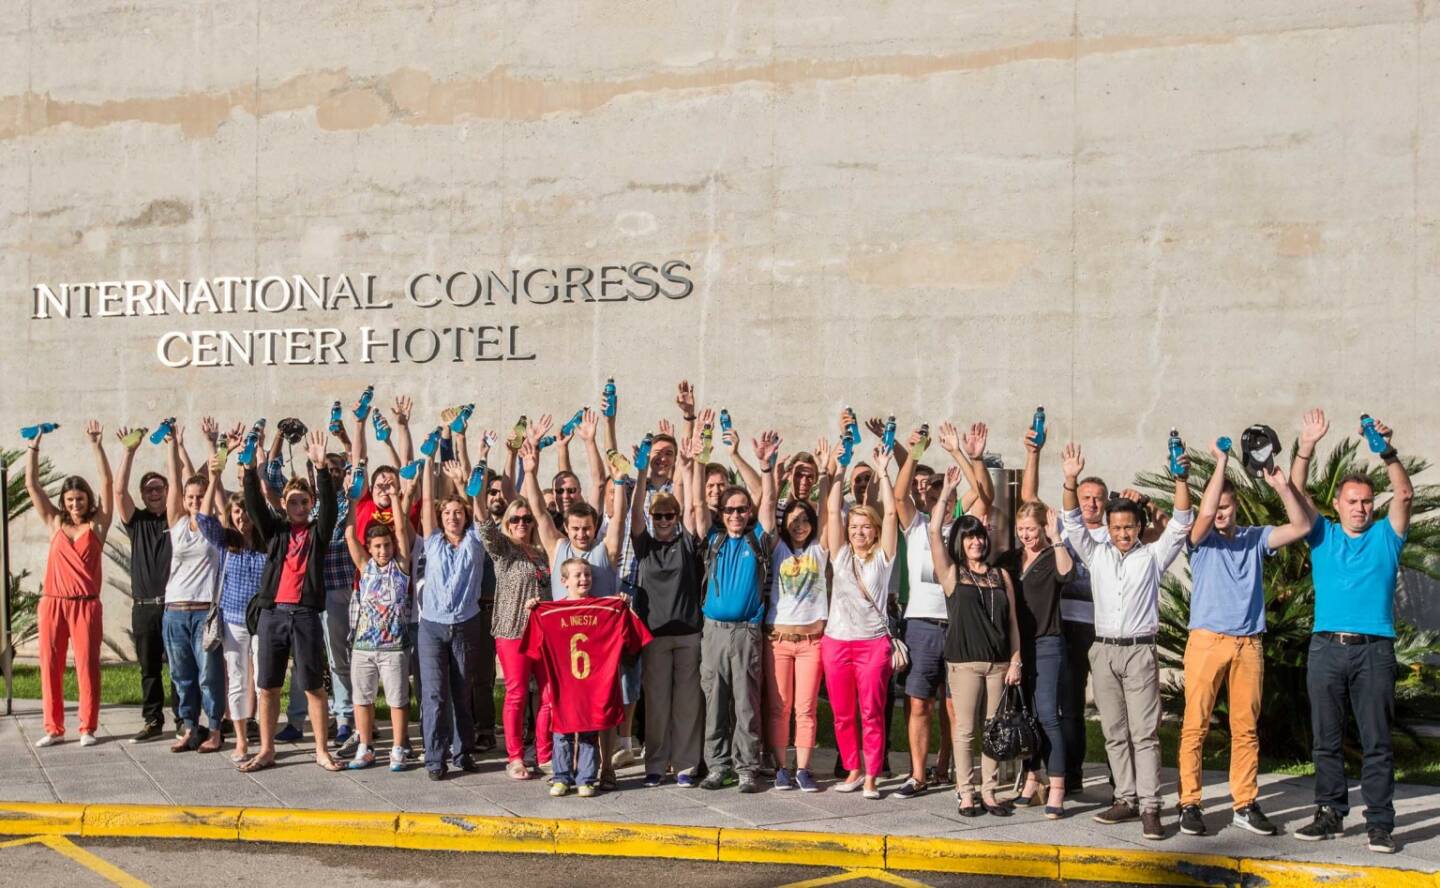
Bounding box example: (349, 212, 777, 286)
(475, 449, 554, 780)
(930, 466, 1023, 817)
(823, 442, 899, 800)
(627, 437, 704, 786)
(764, 437, 835, 792)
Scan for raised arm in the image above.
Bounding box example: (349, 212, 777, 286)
(728, 420, 763, 502)
(242, 465, 282, 543)
(1258, 465, 1315, 548)
(938, 421, 991, 520)
(177, 422, 199, 481)
(676, 380, 697, 448)
(112, 425, 144, 523)
(1060, 442, 1100, 565)
(873, 445, 898, 559)
(893, 428, 923, 530)
(630, 462, 651, 541)
(754, 431, 780, 534)
(1020, 428, 1041, 503)
(576, 409, 606, 510)
(605, 476, 627, 565)
(308, 432, 338, 543)
(1290, 408, 1327, 521)
(689, 429, 713, 539)
(23, 429, 61, 530)
(81, 421, 115, 535)
(865, 417, 909, 468)
(825, 447, 847, 556)
(419, 451, 438, 539)
(521, 440, 563, 558)
(343, 483, 367, 571)
(1190, 440, 1229, 546)
(813, 437, 835, 550)
(928, 467, 961, 586)
(166, 427, 186, 525)
(392, 396, 415, 465)
(960, 422, 995, 509)
(1369, 418, 1413, 536)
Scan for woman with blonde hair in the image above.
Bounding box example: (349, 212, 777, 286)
(995, 499, 1074, 818)
(822, 443, 899, 799)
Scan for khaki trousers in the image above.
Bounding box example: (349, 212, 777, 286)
(946, 661, 1007, 795)
(1089, 642, 1162, 813)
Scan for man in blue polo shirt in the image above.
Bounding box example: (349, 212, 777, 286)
(1288, 409, 1413, 854)
(691, 428, 779, 793)
(1178, 441, 1312, 839)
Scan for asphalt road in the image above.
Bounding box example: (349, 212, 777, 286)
(0, 836, 1172, 888)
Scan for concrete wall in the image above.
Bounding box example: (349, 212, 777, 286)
(3, 2, 1439, 650)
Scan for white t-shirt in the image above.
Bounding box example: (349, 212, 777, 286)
(166, 518, 222, 605)
(825, 545, 894, 641)
(767, 538, 829, 626)
(903, 512, 948, 620)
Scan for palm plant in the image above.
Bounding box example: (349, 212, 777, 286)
(1136, 437, 1440, 761)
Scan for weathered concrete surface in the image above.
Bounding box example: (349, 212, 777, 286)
(2, 2, 1439, 644)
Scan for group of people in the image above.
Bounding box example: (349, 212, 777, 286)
(22, 382, 1413, 853)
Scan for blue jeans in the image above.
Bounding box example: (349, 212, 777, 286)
(162, 609, 225, 731)
(418, 615, 483, 771)
(1023, 634, 1066, 776)
(553, 731, 600, 787)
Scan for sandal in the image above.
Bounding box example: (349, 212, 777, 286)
(316, 755, 344, 772)
(507, 759, 532, 780)
(957, 792, 985, 817)
(1015, 778, 1043, 808)
(238, 755, 275, 773)
(230, 750, 248, 764)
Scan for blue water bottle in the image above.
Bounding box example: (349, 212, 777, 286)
(348, 459, 367, 499)
(372, 411, 391, 443)
(466, 461, 488, 498)
(328, 401, 343, 434)
(602, 378, 617, 418)
(635, 433, 654, 471)
(719, 410, 732, 433)
(1031, 406, 1047, 449)
(882, 415, 896, 453)
(450, 404, 474, 435)
(1217, 436, 1232, 454)
(149, 418, 177, 445)
(537, 435, 556, 451)
(353, 385, 374, 420)
(237, 419, 265, 467)
(399, 459, 424, 481)
(844, 408, 861, 445)
(1360, 414, 1390, 455)
(420, 427, 442, 458)
(1168, 428, 1186, 476)
(20, 422, 60, 440)
(561, 409, 585, 438)
(838, 434, 855, 468)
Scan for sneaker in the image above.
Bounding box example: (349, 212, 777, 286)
(275, 723, 303, 743)
(893, 778, 923, 800)
(773, 768, 795, 791)
(577, 784, 597, 798)
(336, 726, 359, 756)
(675, 773, 698, 788)
(131, 722, 163, 744)
(794, 769, 820, 793)
(389, 747, 408, 773)
(549, 782, 570, 797)
(737, 774, 762, 794)
(34, 733, 62, 748)
(1141, 809, 1166, 840)
(643, 773, 663, 787)
(1294, 806, 1343, 841)
(426, 767, 447, 781)
(1179, 804, 1207, 836)
(455, 754, 481, 773)
(79, 733, 98, 747)
(700, 769, 737, 790)
(1093, 801, 1140, 825)
(348, 750, 375, 770)
(1367, 828, 1396, 854)
(610, 744, 639, 769)
(1233, 803, 1278, 836)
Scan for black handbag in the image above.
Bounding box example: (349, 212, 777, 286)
(982, 683, 1041, 761)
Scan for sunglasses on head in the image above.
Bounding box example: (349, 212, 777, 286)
(508, 515, 535, 526)
(651, 511, 678, 521)
(721, 506, 750, 515)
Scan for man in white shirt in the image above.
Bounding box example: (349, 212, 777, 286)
(1061, 441, 1192, 841)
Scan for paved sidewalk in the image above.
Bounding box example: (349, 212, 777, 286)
(3, 701, 1436, 873)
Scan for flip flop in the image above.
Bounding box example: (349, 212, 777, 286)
(316, 756, 344, 772)
(238, 756, 275, 773)
(230, 751, 248, 764)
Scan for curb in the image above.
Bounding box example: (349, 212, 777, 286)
(1, 801, 1435, 887)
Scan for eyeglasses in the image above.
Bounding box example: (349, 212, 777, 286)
(652, 512, 678, 521)
(556, 487, 581, 496)
(721, 506, 751, 515)
(508, 515, 535, 526)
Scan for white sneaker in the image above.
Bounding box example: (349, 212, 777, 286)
(610, 744, 639, 769)
(79, 733, 97, 747)
(34, 734, 62, 748)
(389, 746, 408, 773)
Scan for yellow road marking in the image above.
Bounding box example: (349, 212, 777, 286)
(773, 868, 933, 888)
(0, 834, 150, 887)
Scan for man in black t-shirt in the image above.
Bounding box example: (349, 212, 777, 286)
(114, 427, 176, 742)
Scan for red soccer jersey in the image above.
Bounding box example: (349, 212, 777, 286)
(523, 596, 652, 733)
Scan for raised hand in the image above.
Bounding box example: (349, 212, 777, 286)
(391, 396, 413, 427)
(940, 465, 963, 495)
(753, 430, 781, 465)
(678, 435, 697, 461)
(201, 416, 219, 444)
(1023, 428, 1041, 453)
(1061, 442, 1085, 480)
(519, 440, 539, 474)
(576, 408, 599, 441)
(723, 428, 740, 455)
(440, 405, 461, 425)
(1299, 408, 1328, 450)
(208, 453, 224, 477)
(305, 431, 327, 466)
(441, 459, 466, 487)
(1366, 418, 1394, 441)
(814, 436, 834, 469)
(657, 418, 675, 439)
(676, 380, 696, 417)
(477, 430, 496, 460)
(526, 413, 554, 445)
(962, 422, 989, 460)
(865, 417, 887, 438)
(1259, 464, 1287, 491)
(872, 443, 892, 471)
(116, 426, 146, 452)
(1210, 438, 1229, 461)
(85, 419, 104, 444)
(937, 421, 960, 453)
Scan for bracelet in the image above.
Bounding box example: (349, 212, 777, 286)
(682, 414, 697, 422)
(1381, 448, 1399, 464)
(1297, 450, 1314, 460)
(1063, 483, 1077, 492)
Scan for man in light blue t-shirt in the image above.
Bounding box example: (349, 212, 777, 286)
(1288, 409, 1414, 855)
(1178, 441, 1311, 839)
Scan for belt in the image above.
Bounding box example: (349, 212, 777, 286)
(908, 617, 948, 628)
(768, 631, 824, 642)
(1317, 631, 1387, 646)
(1096, 634, 1156, 646)
(275, 603, 319, 615)
(165, 602, 211, 612)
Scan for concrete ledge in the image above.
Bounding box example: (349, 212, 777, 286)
(238, 808, 398, 847)
(83, 804, 241, 840)
(0, 800, 1435, 888)
(886, 835, 1059, 880)
(395, 813, 552, 854)
(0, 802, 83, 835)
(718, 826, 885, 868)
(553, 819, 718, 861)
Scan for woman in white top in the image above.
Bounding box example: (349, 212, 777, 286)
(763, 438, 835, 792)
(162, 426, 227, 754)
(823, 443, 899, 799)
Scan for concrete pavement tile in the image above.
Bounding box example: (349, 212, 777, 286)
(593, 786, 712, 814)
(0, 782, 60, 802)
(698, 795, 833, 826)
(768, 810, 958, 836)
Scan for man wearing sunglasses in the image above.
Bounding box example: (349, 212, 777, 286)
(691, 425, 780, 793)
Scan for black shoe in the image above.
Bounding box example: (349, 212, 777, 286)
(893, 778, 924, 800)
(1064, 776, 1085, 795)
(427, 767, 448, 781)
(982, 798, 1012, 818)
(1179, 804, 1207, 836)
(475, 733, 497, 753)
(130, 722, 163, 744)
(957, 793, 986, 818)
(700, 769, 737, 790)
(1294, 806, 1343, 841)
(1367, 828, 1396, 854)
(1233, 803, 1278, 836)
(455, 755, 481, 773)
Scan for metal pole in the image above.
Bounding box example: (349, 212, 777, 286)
(2, 458, 13, 715)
